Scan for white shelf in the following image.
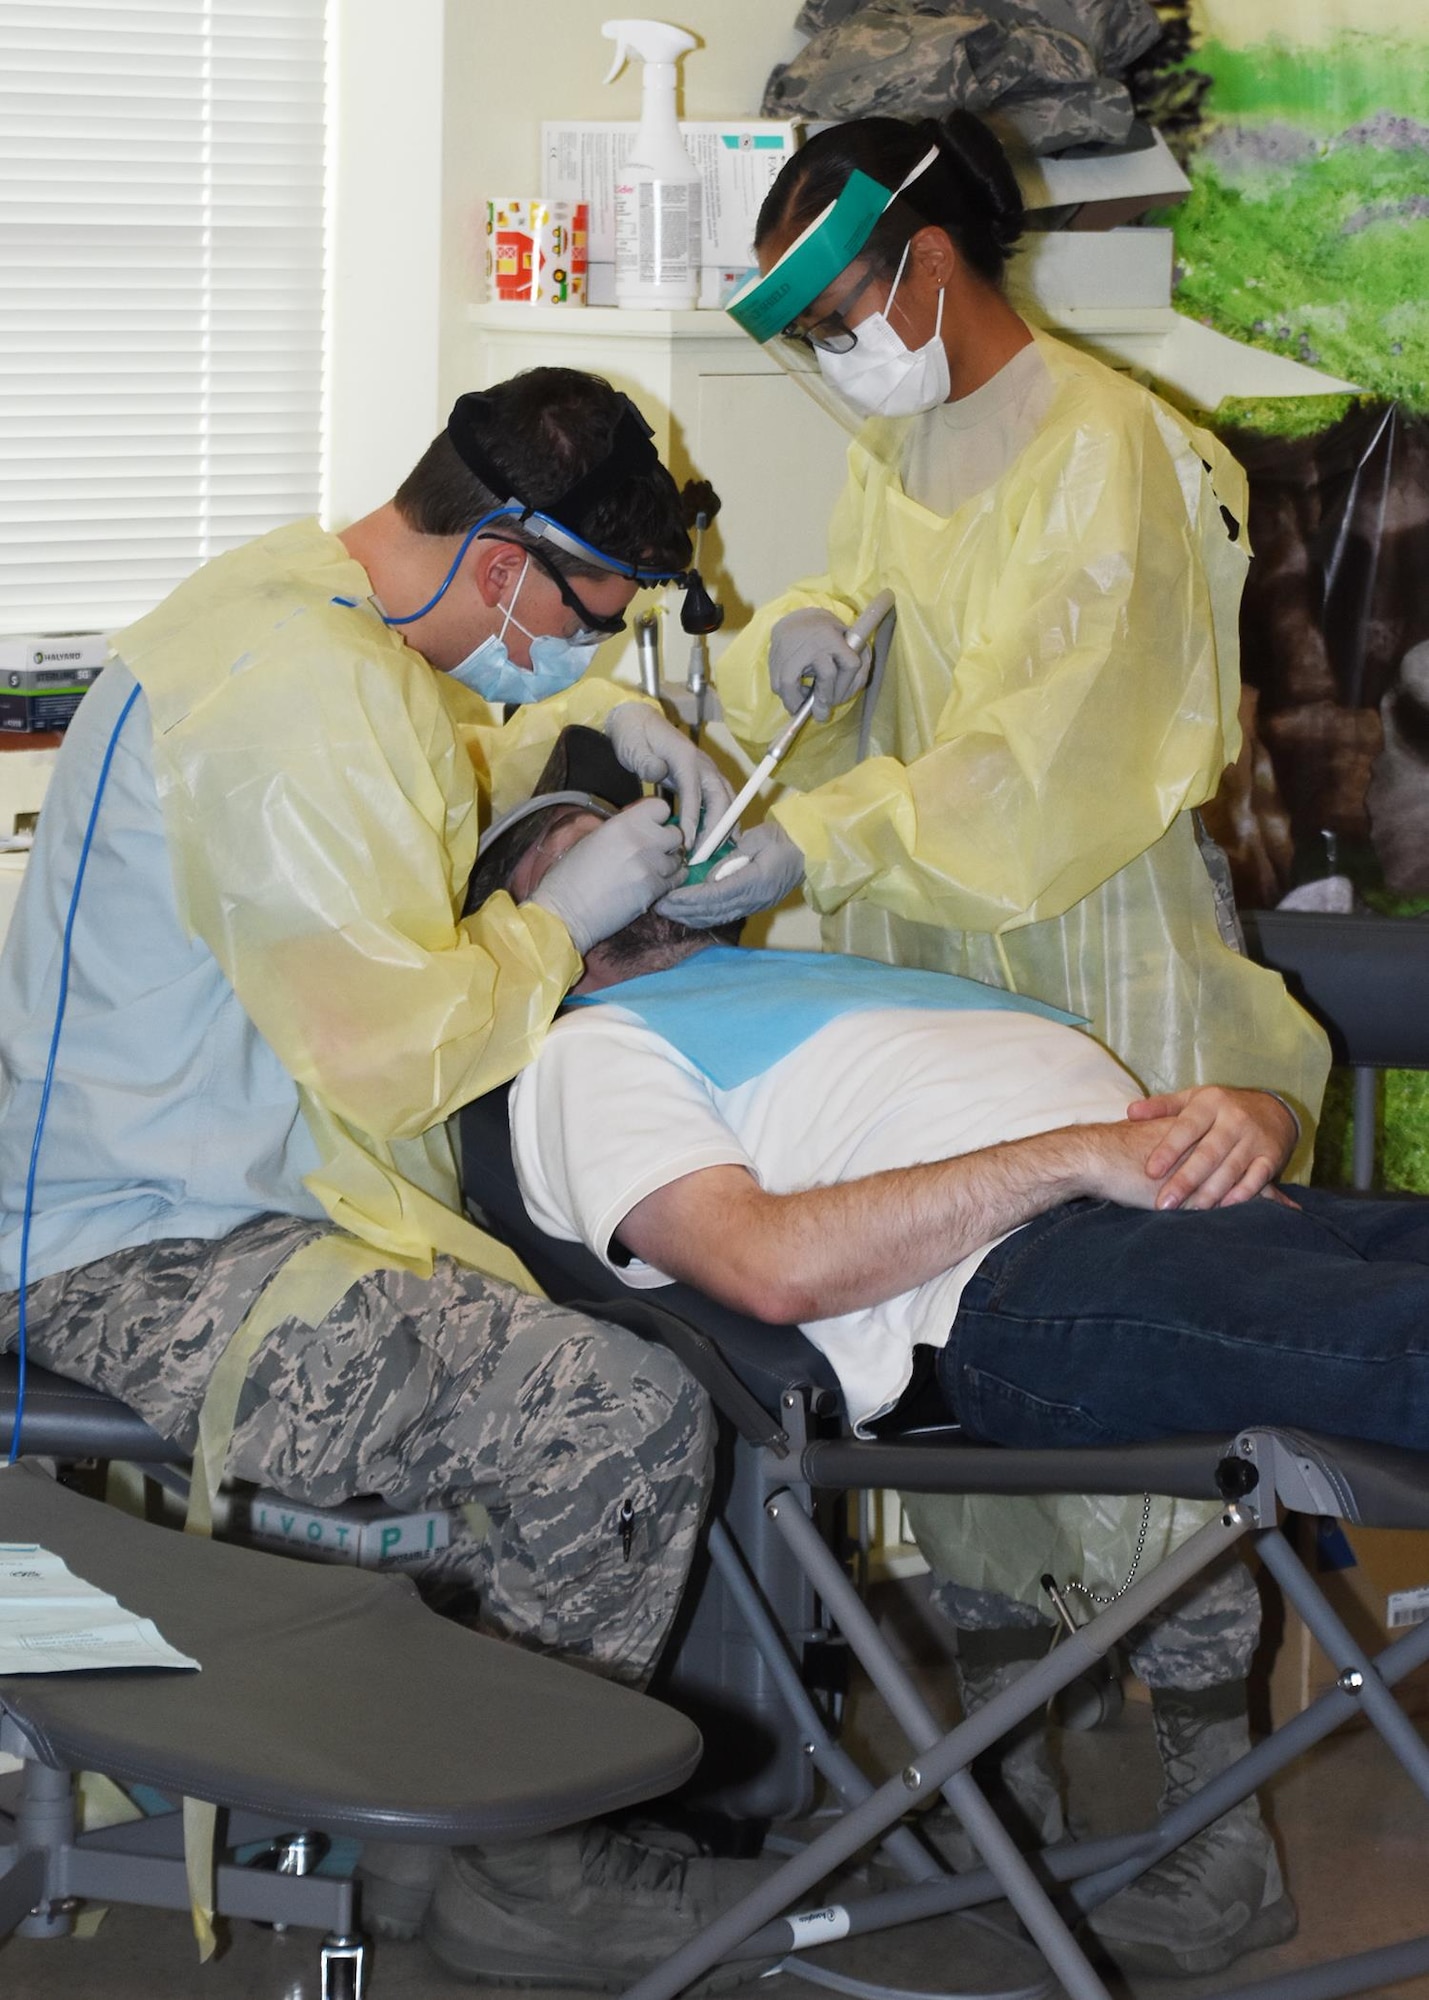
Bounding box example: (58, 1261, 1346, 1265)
(466, 302, 749, 342)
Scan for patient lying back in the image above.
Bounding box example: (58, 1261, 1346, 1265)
(492, 804, 1298, 1433)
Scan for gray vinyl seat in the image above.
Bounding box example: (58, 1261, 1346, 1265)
(0, 1459, 700, 1997)
(0, 1460, 699, 1841)
(0, 1356, 174, 1463)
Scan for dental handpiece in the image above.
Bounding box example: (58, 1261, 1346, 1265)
(634, 610, 661, 699)
(687, 589, 895, 868)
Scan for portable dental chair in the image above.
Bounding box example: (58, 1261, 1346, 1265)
(459, 1079, 1429, 2000)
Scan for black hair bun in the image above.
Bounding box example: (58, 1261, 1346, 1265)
(933, 108, 1024, 245)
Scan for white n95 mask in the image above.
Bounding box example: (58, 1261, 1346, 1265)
(450, 555, 602, 705)
(815, 242, 949, 419)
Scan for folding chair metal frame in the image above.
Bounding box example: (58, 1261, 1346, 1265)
(459, 1087, 1429, 2000)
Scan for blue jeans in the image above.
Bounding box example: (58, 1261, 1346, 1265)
(943, 1187, 1429, 1453)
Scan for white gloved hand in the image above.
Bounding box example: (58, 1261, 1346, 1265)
(525, 797, 686, 955)
(605, 702, 733, 846)
(769, 607, 869, 725)
(656, 820, 805, 930)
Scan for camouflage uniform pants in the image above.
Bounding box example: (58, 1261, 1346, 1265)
(0, 1213, 713, 1688)
(903, 1475, 1261, 1688)
(923, 1561, 1262, 1690)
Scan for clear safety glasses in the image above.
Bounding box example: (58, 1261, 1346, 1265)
(477, 534, 627, 638)
(779, 263, 883, 354)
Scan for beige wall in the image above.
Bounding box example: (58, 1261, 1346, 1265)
(438, 0, 806, 401)
(1190, 0, 1428, 47)
(327, 0, 446, 525)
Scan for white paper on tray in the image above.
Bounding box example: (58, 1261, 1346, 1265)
(0, 1543, 199, 1675)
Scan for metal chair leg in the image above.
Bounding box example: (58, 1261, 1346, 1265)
(320, 1929, 368, 2000)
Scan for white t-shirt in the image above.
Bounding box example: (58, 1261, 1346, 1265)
(901, 338, 1056, 518)
(510, 999, 1137, 1431)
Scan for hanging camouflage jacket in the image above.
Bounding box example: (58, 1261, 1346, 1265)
(763, 0, 1163, 157)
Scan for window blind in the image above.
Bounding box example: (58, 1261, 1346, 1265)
(0, 0, 328, 637)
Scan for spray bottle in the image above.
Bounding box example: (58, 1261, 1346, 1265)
(602, 19, 702, 310)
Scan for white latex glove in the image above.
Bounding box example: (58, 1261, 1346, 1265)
(526, 797, 685, 955)
(769, 607, 869, 725)
(656, 821, 805, 929)
(605, 702, 733, 846)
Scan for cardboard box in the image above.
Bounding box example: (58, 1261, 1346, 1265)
(1264, 1521, 1429, 1725)
(244, 1490, 455, 1571)
(1010, 226, 1174, 313)
(0, 662, 105, 734)
(541, 119, 799, 308)
(0, 633, 111, 675)
(0, 636, 110, 736)
(1010, 125, 1190, 229)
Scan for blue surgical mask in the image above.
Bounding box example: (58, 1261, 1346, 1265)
(449, 555, 602, 705)
(452, 630, 602, 705)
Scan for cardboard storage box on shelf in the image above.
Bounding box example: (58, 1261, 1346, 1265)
(486, 196, 589, 304)
(1265, 1523, 1429, 1725)
(0, 633, 110, 735)
(542, 120, 799, 308)
(1009, 226, 1174, 313)
(1011, 124, 1190, 229)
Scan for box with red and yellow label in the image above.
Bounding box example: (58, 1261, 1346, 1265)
(485, 197, 588, 305)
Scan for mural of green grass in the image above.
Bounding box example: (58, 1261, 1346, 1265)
(1195, 33, 1429, 130)
(1192, 393, 1359, 441)
(1314, 1066, 1429, 1195)
(1144, 31, 1429, 413)
(1163, 98, 1429, 412)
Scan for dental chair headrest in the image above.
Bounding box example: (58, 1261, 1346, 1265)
(465, 725, 642, 915)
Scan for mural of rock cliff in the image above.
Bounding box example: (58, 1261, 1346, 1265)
(1141, 1, 1429, 904)
(1206, 402, 1429, 908)
(1135, 2, 1429, 1179)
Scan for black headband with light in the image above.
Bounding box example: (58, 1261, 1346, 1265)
(445, 392, 689, 587)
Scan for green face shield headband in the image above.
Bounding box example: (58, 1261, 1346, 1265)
(726, 146, 939, 344)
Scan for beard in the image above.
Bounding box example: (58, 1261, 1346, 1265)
(592, 907, 703, 974)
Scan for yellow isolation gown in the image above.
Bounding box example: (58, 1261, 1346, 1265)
(716, 331, 1330, 1609)
(119, 514, 638, 1287)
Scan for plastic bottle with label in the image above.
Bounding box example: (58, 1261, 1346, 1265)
(602, 18, 702, 310)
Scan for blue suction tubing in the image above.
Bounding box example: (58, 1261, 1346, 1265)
(9, 682, 140, 1463)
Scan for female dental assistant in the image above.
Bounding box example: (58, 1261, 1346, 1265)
(713, 114, 1329, 1139)
(711, 118, 1329, 1973)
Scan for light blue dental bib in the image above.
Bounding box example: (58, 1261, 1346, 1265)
(566, 946, 1083, 1090)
